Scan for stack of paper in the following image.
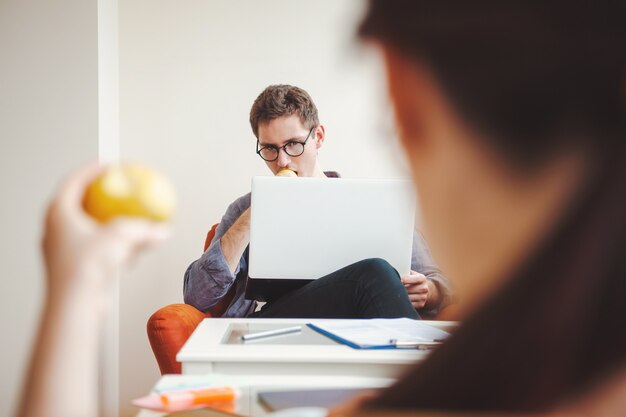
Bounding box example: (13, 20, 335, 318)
(307, 318, 450, 349)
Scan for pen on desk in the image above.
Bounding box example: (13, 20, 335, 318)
(241, 325, 303, 341)
(390, 339, 443, 350)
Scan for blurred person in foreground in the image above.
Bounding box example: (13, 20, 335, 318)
(335, 0, 626, 415)
(17, 164, 169, 417)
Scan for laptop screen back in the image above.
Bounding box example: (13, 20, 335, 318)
(248, 177, 416, 292)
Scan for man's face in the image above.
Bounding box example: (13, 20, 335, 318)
(257, 114, 324, 177)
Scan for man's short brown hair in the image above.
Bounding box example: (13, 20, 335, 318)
(249, 85, 319, 138)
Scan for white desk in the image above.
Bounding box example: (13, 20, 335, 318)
(177, 318, 457, 378)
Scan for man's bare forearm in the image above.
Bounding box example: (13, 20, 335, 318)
(18, 281, 105, 417)
(220, 208, 251, 273)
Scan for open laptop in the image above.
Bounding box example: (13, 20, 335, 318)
(245, 176, 416, 301)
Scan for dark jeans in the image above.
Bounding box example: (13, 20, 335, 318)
(250, 258, 420, 319)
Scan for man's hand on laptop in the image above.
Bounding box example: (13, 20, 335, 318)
(401, 270, 432, 309)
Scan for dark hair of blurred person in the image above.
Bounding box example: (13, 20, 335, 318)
(358, 0, 625, 413)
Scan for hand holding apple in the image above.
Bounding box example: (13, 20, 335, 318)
(43, 163, 172, 294)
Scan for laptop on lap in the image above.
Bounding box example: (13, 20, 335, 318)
(246, 176, 416, 301)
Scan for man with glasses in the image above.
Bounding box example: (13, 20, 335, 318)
(184, 84, 452, 319)
(257, 125, 315, 164)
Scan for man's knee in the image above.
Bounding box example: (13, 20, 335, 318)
(354, 258, 400, 282)
(319, 258, 400, 287)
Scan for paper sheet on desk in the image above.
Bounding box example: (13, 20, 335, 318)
(307, 318, 450, 349)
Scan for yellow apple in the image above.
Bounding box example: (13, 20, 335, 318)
(276, 169, 297, 177)
(83, 164, 176, 223)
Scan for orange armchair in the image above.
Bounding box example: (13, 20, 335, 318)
(146, 304, 207, 374)
(147, 224, 236, 374)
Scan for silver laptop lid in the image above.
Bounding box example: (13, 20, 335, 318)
(249, 176, 416, 281)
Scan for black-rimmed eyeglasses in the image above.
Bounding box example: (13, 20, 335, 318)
(256, 127, 315, 162)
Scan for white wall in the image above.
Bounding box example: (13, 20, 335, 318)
(118, 1, 407, 416)
(0, 1, 99, 416)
